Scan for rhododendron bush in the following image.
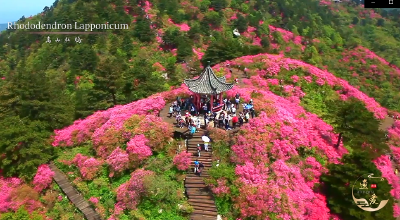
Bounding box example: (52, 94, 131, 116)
(0, 177, 43, 213)
(173, 151, 191, 170)
(71, 154, 103, 180)
(52, 96, 166, 147)
(126, 134, 153, 163)
(53, 101, 173, 159)
(32, 164, 54, 192)
(0, 177, 23, 212)
(115, 169, 154, 210)
(106, 147, 130, 176)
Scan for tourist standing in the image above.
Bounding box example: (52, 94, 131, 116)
(223, 98, 227, 110)
(231, 105, 236, 115)
(235, 93, 240, 109)
(194, 160, 199, 173)
(232, 115, 238, 128)
(250, 107, 255, 118)
(169, 105, 173, 117)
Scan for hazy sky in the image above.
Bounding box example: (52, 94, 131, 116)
(0, 0, 56, 23)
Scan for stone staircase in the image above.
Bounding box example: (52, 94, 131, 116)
(49, 163, 102, 220)
(185, 130, 218, 220)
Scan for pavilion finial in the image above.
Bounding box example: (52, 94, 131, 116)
(207, 61, 211, 66)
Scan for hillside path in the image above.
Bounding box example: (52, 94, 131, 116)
(49, 163, 102, 220)
(159, 106, 218, 220)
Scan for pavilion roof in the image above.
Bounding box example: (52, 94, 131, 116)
(184, 64, 233, 94)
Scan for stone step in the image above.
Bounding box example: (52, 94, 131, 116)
(188, 199, 216, 205)
(190, 204, 217, 212)
(186, 188, 212, 196)
(187, 195, 214, 200)
(190, 214, 217, 220)
(188, 148, 212, 152)
(189, 140, 211, 144)
(185, 177, 208, 184)
(191, 210, 218, 216)
(190, 157, 212, 160)
(188, 151, 212, 155)
(186, 173, 210, 177)
(185, 183, 207, 188)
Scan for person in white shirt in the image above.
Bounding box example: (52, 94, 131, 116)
(204, 141, 209, 151)
(231, 106, 236, 114)
(223, 98, 227, 110)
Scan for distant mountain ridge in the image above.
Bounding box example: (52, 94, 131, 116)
(0, 23, 9, 31)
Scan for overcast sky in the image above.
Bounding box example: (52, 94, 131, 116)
(0, 0, 56, 23)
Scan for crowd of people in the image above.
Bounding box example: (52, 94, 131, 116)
(169, 93, 256, 131)
(169, 93, 256, 175)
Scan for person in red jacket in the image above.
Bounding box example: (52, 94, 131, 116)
(232, 114, 238, 129)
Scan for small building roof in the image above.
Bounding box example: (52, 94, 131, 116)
(184, 63, 234, 94)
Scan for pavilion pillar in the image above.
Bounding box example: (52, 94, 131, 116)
(194, 93, 198, 110)
(196, 93, 201, 110)
(210, 94, 214, 108)
(219, 93, 223, 105)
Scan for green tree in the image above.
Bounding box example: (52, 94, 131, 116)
(324, 98, 389, 158)
(235, 14, 248, 33)
(377, 18, 385, 26)
(321, 151, 395, 220)
(176, 35, 193, 62)
(133, 16, 154, 42)
(201, 38, 244, 66)
(187, 22, 201, 40)
(0, 116, 54, 180)
(204, 11, 223, 27)
(303, 45, 321, 65)
(90, 56, 125, 108)
(352, 17, 359, 25)
(257, 22, 270, 37)
(261, 37, 270, 48)
(122, 59, 167, 101)
(210, 0, 228, 11)
(162, 27, 181, 47)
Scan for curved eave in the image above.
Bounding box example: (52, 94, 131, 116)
(187, 83, 234, 95)
(183, 66, 233, 94)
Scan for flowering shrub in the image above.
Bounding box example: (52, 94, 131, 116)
(106, 147, 130, 176)
(173, 151, 192, 170)
(157, 84, 190, 102)
(373, 155, 400, 200)
(211, 178, 230, 196)
(388, 121, 400, 147)
(53, 96, 166, 147)
(0, 177, 22, 212)
(32, 164, 54, 192)
(115, 169, 154, 210)
(89, 197, 99, 204)
(207, 127, 229, 146)
(126, 134, 153, 163)
(71, 154, 103, 180)
(234, 160, 330, 219)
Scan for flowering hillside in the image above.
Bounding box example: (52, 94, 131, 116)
(206, 53, 400, 219)
(1, 50, 400, 219)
